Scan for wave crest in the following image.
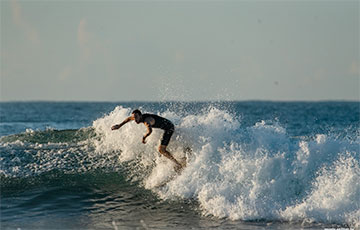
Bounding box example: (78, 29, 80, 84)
(92, 106, 360, 227)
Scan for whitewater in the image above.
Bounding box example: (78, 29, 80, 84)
(92, 105, 360, 227)
(1, 102, 359, 229)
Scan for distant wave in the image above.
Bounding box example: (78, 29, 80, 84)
(0, 128, 96, 144)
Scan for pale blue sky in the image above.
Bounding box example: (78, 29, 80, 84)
(1, 0, 359, 101)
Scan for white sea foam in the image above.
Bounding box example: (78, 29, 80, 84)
(91, 106, 360, 227)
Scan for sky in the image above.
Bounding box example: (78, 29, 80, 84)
(1, 0, 359, 101)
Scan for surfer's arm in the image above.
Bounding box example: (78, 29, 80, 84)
(142, 122, 152, 144)
(111, 116, 133, 130)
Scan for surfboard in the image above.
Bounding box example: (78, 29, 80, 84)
(152, 146, 192, 188)
(153, 156, 187, 188)
(153, 167, 183, 188)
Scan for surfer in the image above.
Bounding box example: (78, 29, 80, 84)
(111, 109, 184, 171)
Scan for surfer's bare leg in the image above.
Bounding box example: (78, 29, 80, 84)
(158, 145, 183, 169)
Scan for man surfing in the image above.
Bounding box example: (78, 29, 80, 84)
(111, 109, 185, 171)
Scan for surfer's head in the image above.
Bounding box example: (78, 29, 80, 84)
(132, 109, 142, 124)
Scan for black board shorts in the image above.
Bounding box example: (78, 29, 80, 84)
(160, 125, 174, 146)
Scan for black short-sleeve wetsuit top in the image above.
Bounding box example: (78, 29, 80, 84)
(141, 114, 175, 146)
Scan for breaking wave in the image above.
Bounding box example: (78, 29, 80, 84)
(93, 106, 360, 227)
(1, 105, 359, 228)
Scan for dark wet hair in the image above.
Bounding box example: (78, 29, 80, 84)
(132, 109, 142, 115)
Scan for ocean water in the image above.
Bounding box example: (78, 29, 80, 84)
(1, 101, 359, 230)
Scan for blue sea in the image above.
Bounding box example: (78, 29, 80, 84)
(1, 101, 359, 230)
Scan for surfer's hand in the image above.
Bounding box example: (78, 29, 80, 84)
(111, 124, 120, 130)
(142, 136, 147, 144)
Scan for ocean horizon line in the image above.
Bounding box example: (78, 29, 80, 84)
(1, 99, 359, 103)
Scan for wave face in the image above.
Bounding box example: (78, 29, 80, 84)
(1, 102, 359, 228)
(91, 105, 360, 228)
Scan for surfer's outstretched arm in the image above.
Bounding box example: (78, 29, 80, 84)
(111, 116, 133, 130)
